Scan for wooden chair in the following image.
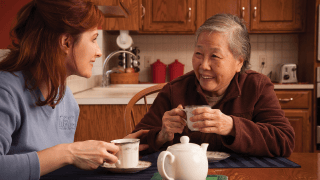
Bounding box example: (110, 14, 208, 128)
(124, 83, 167, 134)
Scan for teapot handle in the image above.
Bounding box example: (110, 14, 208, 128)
(157, 151, 175, 180)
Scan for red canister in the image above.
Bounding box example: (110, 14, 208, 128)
(151, 59, 166, 83)
(169, 59, 184, 81)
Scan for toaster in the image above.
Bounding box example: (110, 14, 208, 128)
(273, 63, 298, 83)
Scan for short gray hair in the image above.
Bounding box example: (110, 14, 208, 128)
(195, 14, 250, 73)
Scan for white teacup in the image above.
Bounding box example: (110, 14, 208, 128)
(181, 105, 211, 131)
(111, 138, 140, 168)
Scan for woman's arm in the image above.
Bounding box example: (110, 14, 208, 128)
(223, 76, 295, 157)
(37, 141, 119, 176)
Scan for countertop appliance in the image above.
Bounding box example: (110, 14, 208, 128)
(273, 63, 298, 83)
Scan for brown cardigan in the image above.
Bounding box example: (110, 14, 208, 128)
(133, 70, 295, 157)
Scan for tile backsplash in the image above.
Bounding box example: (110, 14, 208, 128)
(68, 33, 299, 93)
(0, 33, 300, 93)
(104, 33, 299, 83)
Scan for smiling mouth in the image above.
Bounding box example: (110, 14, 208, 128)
(201, 75, 214, 79)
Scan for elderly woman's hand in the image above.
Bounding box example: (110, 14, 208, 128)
(124, 130, 150, 151)
(191, 107, 235, 136)
(156, 104, 187, 146)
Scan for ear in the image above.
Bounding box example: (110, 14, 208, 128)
(236, 57, 244, 72)
(60, 34, 72, 54)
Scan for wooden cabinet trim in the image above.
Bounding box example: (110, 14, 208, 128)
(275, 90, 311, 109)
(250, 0, 306, 32)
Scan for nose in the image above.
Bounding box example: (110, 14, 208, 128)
(96, 45, 102, 58)
(199, 56, 211, 70)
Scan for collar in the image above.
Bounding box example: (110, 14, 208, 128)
(194, 72, 241, 104)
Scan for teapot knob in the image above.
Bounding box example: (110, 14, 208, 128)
(180, 136, 189, 144)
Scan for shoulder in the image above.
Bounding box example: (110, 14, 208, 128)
(0, 71, 25, 95)
(239, 70, 272, 86)
(237, 70, 274, 95)
(167, 70, 196, 88)
(156, 71, 197, 98)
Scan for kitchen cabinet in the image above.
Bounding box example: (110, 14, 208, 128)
(196, 0, 245, 29)
(248, 0, 306, 32)
(197, 0, 306, 33)
(74, 104, 151, 142)
(275, 90, 313, 152)
(89, 0, 140, 30)
(140, 0, 196, 33)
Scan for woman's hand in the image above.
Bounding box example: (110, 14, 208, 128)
(124, 129, 150, 151)
(191, 108, 235, 136)
(157, 104, 187, 146)
(67, 140, 119, 170)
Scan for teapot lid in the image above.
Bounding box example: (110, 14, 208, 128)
(167, 136, 201, 151)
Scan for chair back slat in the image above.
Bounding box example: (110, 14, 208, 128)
(124, 83, 167, 135)
(144, 96, 148, 112)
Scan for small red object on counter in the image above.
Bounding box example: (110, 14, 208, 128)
(169, 59, 184, 81)
(151, 59, 166, 83)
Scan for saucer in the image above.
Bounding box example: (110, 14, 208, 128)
(100, 160, 152, 173)
(207, 151, 230, 162)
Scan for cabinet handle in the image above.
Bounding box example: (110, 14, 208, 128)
(253, 7, 257, 19)
(188, 7, 191, 22)
(241, 7, 245, 18)
(141, 4, 145, 18)
(278, 98, 293, 102)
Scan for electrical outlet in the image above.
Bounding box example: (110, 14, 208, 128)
(259, 55, 267, 68)
(144, 56, 152, 68)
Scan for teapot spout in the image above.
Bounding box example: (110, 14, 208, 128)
(201, 143, 209, 154)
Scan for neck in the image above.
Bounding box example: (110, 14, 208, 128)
(38, 80, 49, 100)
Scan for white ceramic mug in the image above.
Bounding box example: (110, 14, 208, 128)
(111, 138, 140, 168)
(181, 105, 211, 131)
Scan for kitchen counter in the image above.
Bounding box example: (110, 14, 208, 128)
(73, 83, 314, 105)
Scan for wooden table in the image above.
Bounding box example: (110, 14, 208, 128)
(41, 153, 318, 180)
(208, 153, 319, 180)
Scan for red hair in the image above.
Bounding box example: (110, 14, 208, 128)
(0, 0, 103, 107)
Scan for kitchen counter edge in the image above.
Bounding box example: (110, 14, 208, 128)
(74, 84, 314, 105)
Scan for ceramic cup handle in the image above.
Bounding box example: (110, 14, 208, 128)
(179, 109, 188, 123)
(157, 151, 175, 180)
(115, 160, 121, 167)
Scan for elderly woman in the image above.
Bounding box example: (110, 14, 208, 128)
(133, 14, 295, 157)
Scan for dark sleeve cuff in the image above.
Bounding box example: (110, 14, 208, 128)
(221, 115, 239, 147)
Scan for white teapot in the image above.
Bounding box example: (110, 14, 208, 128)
(157, 136, 209, 180)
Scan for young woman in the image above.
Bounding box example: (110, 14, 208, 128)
(0, 0, 147, 179)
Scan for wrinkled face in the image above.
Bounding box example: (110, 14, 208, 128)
(192, 31, 243, 97)
(66, 27, 102, 78)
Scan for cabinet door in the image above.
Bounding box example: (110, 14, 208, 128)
(284, 109, 310, 152)
(90, 0, 139, 30)
(196, 0, 243, 29)
(141, 0, 196, 32)
(103, 0, 139, 30)
(250, 0, 306, 32)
